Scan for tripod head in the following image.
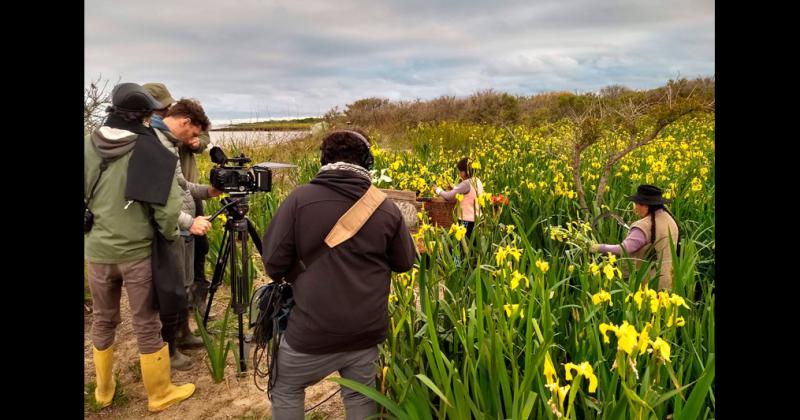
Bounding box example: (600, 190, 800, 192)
(209, 195, 251, 223)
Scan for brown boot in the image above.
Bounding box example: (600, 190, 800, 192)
(169, 347, 193, 371)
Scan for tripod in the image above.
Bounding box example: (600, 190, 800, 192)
(203, 194, 263, 374)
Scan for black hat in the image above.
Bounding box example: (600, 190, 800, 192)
(626, 184, 671, 205)
(111, 83, 163, 112)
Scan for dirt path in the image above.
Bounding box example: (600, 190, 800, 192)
(84, 279, 345, 419)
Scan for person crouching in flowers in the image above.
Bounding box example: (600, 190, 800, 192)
(590, 185, 680, 290)
(432, 157, 484, 241)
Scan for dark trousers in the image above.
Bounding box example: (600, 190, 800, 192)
(193, 197, 209, 283)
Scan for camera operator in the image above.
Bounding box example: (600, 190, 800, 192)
(261, 129, 417, 419)
(149, 97, 221, 370)
(144, 83, 215, 323)
(84, 83, 195, 412)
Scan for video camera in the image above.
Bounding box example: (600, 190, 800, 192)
(204, 146, 296, 374)
(209, 146, 294, 195)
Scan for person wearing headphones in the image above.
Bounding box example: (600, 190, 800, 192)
(260, 129, 417, 419)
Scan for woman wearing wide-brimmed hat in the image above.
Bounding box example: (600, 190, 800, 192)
(591, 185, 680, 290)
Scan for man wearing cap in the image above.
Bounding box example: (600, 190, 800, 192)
(146, 92, 220, 370)
(85, 82, 195, 411)
(144, 83, 216, 341)
(590, 184, 680, 289)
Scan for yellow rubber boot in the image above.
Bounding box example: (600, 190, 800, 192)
(140, 345, 195, 412)
(92, 346, 116, 408)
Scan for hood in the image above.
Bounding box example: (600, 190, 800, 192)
(309, 170, 371, 200)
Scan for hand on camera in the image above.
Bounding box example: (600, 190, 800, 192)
(208, 186, 223, 197)
(190, 216, 212, 236)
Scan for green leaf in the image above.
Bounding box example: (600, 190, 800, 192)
(520, 391, 538, 420)
(620, 380, 657, 418)
(328, 377, 408, 420)
(415, 374, 451, 407)
(676, 354, 715, 420)
(651, 380, 695, 409)
(607, 393, 628, 420)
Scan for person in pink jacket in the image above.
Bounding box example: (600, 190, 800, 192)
(433, 157, 484, 241)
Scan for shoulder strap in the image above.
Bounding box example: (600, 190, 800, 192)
(324, 185, 387, 248)
(85, 159, 110, 206)
(86, 137, 125, 206)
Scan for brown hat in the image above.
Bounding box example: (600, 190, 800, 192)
(142, 82, 176, 109)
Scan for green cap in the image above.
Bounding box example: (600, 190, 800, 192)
(142, 82, 176, 109)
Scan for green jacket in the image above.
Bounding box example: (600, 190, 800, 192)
(84, 127, 183, 263)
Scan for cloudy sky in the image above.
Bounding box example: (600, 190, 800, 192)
(85, 0, 714, 123)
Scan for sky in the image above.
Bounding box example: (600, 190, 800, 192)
(85, 0, 714, 124)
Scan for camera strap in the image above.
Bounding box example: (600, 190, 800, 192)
(282, 185, 387, 282)
(85, 159, 110, 207)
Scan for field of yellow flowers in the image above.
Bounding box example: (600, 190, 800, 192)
(203, 113, 715, 419)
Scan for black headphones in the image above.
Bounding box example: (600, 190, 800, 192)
(347, 130, 374, 170)
(322, 130, 374, 170)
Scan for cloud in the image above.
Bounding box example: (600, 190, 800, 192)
(85, 0, 714, 120)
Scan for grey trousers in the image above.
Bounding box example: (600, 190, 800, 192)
(270, 336, 378, 420)
(88, 257, 164, 354)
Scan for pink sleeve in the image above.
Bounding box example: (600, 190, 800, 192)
(598, 228, 647, 255)
(438, 180, 471, 201)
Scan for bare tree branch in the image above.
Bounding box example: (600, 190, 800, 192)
(84, 74, 118, 135)
(558, 78, 715, 214)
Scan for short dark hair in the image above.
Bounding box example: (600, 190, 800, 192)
(457, 157, 472, 177)
(320, 129, 371, 168)
(165, 98, 211, 131)
(106, 106, 153, 123)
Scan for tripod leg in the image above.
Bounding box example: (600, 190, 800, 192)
(228, 228, 238, 312)
(228, 226, 248, 373)
(238, 313, 246, 374)
(239, 229, 249, 374)
(246, 218, 263, 255)
(239, 229, 250, 312)
(204, 228, 230, 328)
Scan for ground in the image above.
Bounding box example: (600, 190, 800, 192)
(84, 281, 345, 419)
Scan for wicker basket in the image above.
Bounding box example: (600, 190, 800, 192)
(422, 197, 456, 228)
